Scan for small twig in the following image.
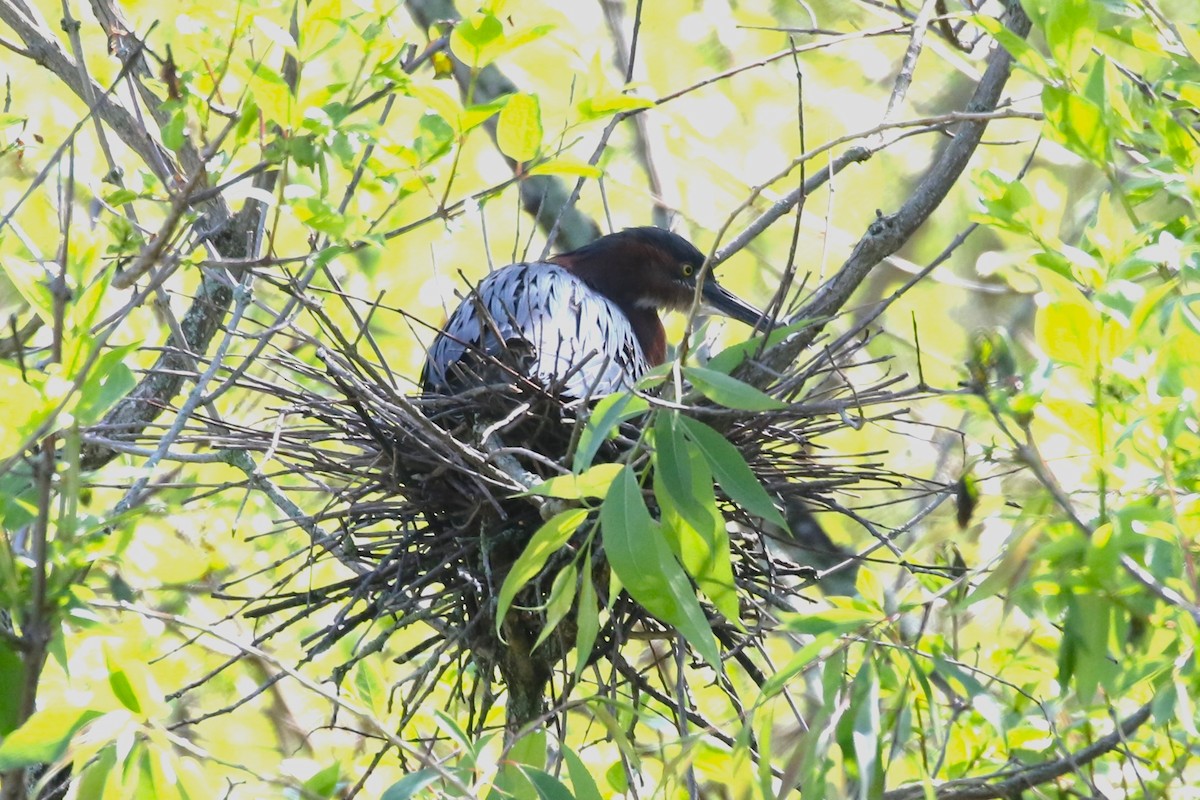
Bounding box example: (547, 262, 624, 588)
(881, 702, 1154, 800)
(94, 600, 472, 793)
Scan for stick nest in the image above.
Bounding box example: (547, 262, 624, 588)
(200, 301, 938, 736)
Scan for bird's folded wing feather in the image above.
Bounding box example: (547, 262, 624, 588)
(422, 262, 648, 398)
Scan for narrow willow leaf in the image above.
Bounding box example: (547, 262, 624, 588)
(573, 549, 599, 679)
(758, 632, 839, 697)
(683, 365, 786, 411)
(678, 416, 787, 528)
(706, 318, 811, 374)
(495, 509, 587, 634)
(380, 769, 441, 800)
(654, 413, 739, 623)
(520, 767, 576, 800)
(529, 463, 623, 500)
(533, 562, 578, 651)
(574, 392, 648, 471)
(653, 411, 702, 525)
(563, 745, 604, 800)
(600, 467, 720, 669)
(850, 663, 882, 800)
(529, 158, 603, 178)
(780, 606, 878, 637)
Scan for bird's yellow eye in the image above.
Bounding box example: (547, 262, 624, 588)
(681, 263, 695, 277)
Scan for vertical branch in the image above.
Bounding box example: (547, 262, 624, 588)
(0, 141, 75, 800)
(601, 0, 674, 229)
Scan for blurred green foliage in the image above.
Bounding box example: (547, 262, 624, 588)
(0, 0, 1197, 797)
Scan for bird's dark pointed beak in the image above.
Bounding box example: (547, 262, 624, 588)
(701, 278, 765, 327)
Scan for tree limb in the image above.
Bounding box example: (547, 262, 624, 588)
(882, 702, 1153, 800)
(741, 2, 1032, 385)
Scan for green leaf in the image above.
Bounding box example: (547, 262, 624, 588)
(0, 642, 23, 736)
(74, 345, 137, 427)
(104, 188, 139, 207)
(706, 318, 811, 374)
(577, 92, 654, 120)
(573, 550, 599, 677)
(0, 258, 54, 323)
(381, 769, 441, 800)
(759, 631, 840, 697)
(105, 648, 142, 715)
(1043, 0, 1097, 73)
(459, 98, 508, 132)
(653, 411, 705, 528)
(0, 364, 49, 458)
(302, 763, 342, 799)
(563, 745, 604, 800)
(1063, 589, 1116, 703)
(0, 707, 102, 769)
(971, 14, 1056, 78)
(497, 93, 542, 163)
(849, 662, 882, 798)
(654, 412, 739, 623)
(678, 416, 787, 528)
(532, 561, 577, 651)
(600, 466, 720, 669)
(414, 112, 454, 163)
(683, 366, 786, 411)
(574, 392, 648, 471)
(529, 463, 623, 500)
(161, 107, 188, 151)
(495, 509, 588, 634)
(521, 767, 577, 800)
(509, 728, 547, 769)
(780, 605, 878, 637)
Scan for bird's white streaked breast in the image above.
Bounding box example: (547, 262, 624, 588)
(422, 261, 648, 398)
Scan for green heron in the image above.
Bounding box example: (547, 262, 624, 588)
(420, 227, 765, 397)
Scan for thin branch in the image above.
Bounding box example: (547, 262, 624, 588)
(741, 3, 1033, 384)
(882, 702, 1154, 800)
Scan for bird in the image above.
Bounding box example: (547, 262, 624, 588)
(420, 227, 765, 398)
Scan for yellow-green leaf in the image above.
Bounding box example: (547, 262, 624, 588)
(529, 463, 623, 500)
(1036, 291, 1101, 369)
(495, 509, 588, 634)
(497, 93, 542, 163)
(533, 562, 578, 651)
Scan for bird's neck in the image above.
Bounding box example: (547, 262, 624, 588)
(552, 254, 667, 367)
(627, 307, 667, 366)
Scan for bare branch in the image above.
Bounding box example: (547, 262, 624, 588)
(882, 702, 1153, 800)
(743, 3, 1032, 383)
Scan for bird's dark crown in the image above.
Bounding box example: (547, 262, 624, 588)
(563, 226, 706, 270)
(551, 227, 707, 312)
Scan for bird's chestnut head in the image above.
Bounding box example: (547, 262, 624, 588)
(551, 227, 764, 327)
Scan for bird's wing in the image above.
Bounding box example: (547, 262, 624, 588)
(422, 262, 647, 398)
